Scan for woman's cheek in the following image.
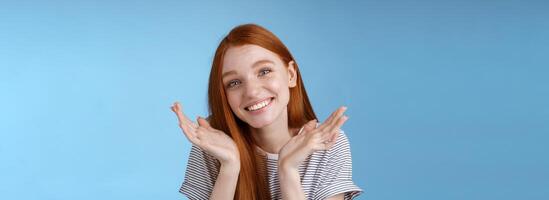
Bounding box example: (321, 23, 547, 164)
(226, 92, 242, 115)
(265, 77, 283, 91)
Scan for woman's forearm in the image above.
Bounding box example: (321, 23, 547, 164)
(278, 166, 306, 200)
(209, 162, 240, 200)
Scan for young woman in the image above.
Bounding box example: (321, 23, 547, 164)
(171, 24, 362, 200)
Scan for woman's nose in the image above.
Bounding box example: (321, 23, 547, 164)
(243, 79, 261, 97)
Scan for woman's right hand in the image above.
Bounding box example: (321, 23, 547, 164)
(170, 101, 240, 166)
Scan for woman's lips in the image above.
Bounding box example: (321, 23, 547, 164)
(245, 97, 274, 114)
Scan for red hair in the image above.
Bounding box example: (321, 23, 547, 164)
(207, 24, 317, 199)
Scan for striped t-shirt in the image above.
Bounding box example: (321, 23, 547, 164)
(179, 130, 363, 200)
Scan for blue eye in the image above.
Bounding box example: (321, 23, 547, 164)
(259, 68, 272, 76)
(227, 80, 241, 88)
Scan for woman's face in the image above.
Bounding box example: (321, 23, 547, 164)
(221, 44, 297, 128)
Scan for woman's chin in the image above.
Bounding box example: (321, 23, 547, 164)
(246, 118, 273, 129)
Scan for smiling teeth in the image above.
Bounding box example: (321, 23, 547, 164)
(247, 98, 271, 111)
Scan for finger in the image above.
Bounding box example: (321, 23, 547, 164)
(324, 133, 340, 150)
(170, 101, 179, 111)
(300, 119, 317, 134)
(330, 114, 348, 134)
(319, 108, 338, 129)
(327, 106, 347, 126)
(171, 102, 186, 122)
(171, 102, 187, 121)
(178, 120, 198, 143)
(319, 130, 341, 150)
(171, 102, 199, 141)
(319, 106, 347, 129)
(322, 115, 348, 141)
(197, 116, 213, 129)
(318, 106, 347, 130)
(172, 102, 197, 128)
(331, 130, 340, 143)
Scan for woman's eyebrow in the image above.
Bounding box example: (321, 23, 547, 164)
(222, 71, 237, 79)
(222, 59, 274, 79)
(251, 59, 274, 67)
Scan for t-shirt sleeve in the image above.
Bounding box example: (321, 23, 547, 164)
(313, 131, 363, 200)
(179, 145, 220, 200)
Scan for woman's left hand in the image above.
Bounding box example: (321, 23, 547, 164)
(278, 106, 349, 171)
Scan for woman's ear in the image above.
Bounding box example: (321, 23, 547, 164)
(288, 60, 297, 88)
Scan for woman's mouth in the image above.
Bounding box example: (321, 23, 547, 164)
(245, 97, 274, 114)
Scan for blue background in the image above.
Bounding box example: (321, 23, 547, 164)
(1, 0, 548, 199)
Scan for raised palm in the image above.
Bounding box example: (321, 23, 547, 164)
(278, 106, 349, 170)
(170, 102, 239, 165)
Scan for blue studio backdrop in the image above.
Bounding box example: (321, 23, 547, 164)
(1, 0, 548, 199)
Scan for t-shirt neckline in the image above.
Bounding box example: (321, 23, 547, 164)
(254, 125, 307, 160)
(255, 146, 279, 160)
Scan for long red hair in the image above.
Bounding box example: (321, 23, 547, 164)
(207, 24, 317, 199)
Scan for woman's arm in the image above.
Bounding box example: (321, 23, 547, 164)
(171, 102, 241, 199)
(278, 106, 349, 200)
(209, 161, 240, 200)
(278, 167, 306, 200)
(278, 167, 344, 200)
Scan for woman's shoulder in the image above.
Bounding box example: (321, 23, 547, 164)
(186, 145, 221, 174)
(180, 145, 220, 198)
(327, 129, 352, 155)
(301, 130, 362, 199)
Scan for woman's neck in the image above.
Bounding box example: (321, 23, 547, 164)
(250, 110, 297, 154)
